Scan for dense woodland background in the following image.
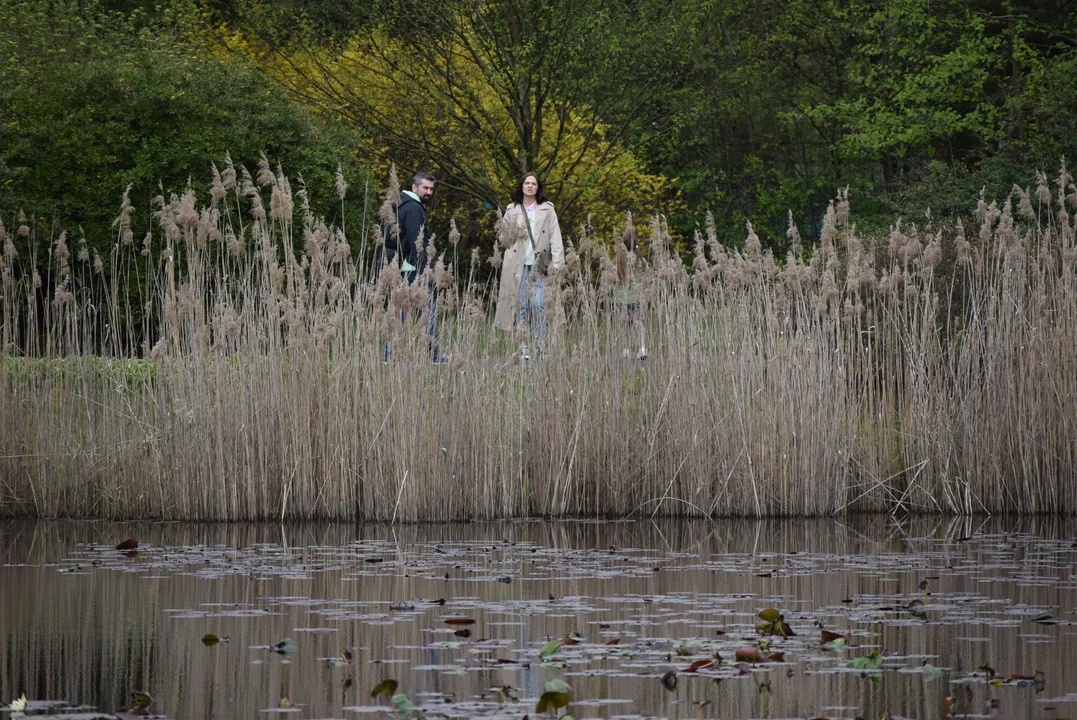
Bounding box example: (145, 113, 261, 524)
(3, 0, 1077, 520)
(2, 0, 1076, 276)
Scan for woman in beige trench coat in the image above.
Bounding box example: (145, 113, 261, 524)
(493, 172, 565, 357)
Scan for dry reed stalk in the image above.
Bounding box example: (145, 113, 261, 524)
(1, 163, 1076, 520)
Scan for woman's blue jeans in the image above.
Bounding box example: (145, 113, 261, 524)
(517, 264, 546, 343)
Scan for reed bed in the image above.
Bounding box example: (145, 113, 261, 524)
(1, 160, 1075, 520)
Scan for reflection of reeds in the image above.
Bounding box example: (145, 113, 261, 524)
(1, 164, 1075, 519)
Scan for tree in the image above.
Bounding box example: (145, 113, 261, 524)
(215, 0, 703, 226)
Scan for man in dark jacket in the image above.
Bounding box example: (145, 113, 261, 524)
(383, 171, 444, 362)
(385, 172, 435, 283)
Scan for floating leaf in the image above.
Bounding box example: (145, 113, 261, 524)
(605, 638, 620, 645)
(130, 690, 153, 708)
(685, 659, 716, 673)
(735, 647, 765, 663)
(540, 639, 563, 658)
(820, 630, 845, 645)
(755, 609, 795, 637)
(545, 679, 572, 695)
(536, 691, 570, 714)
(444, 618, 475, 626)
(115, 538, 138, 551)
(202, 634, 220, 646)
(371, 679, 399, 700)
(271, 638, 298, 655)
(758, 608, 782, 623)
(845, 650, 883, 670)
(392, 692, 413, 720)
(660, 670, 678, 691)
(905, 599, 927, 619)
(494, 685, 519, 705)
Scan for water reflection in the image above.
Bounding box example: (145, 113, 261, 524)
(1, 516, 1075, 719)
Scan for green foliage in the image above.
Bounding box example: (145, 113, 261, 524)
(3, 0, 1074, 281)
(644, 0, 1077, 250)
(0, 0, 370, 261)
(218, 0, 700, 225)
(817, 0, 1005, 159)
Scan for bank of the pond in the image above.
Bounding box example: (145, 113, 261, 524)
(2, 338, 1074, 521)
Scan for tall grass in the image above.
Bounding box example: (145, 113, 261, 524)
(1, 160, 1075, 520)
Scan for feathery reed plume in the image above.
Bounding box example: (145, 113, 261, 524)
(335, 164, 348, 201)
(378, 165, 402, 250)
(2, 161, 1075, 521)
(256, 153, 275, 188)
(449, 217, 461, 247)
(785, 211, 801, 256)
(210, 164, 227, 206)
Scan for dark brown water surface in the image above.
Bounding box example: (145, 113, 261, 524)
(1, 517, 1075, 720)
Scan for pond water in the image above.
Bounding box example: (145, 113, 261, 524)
(1, 517, 1075, 720)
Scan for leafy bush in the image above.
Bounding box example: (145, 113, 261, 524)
(0, 0, 371, 260)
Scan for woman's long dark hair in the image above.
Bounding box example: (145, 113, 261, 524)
(510, 172, 548, 205)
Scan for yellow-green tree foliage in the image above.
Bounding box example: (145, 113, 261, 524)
(214, 1, 684, 243)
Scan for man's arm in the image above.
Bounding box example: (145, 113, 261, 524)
(399, 203, 426, 265)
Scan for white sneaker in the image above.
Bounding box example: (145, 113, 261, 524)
(636, 346, 648, 360)
(519, 343, 530, 360)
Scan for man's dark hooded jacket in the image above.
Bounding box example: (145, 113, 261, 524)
(384, 192, 430, 273)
